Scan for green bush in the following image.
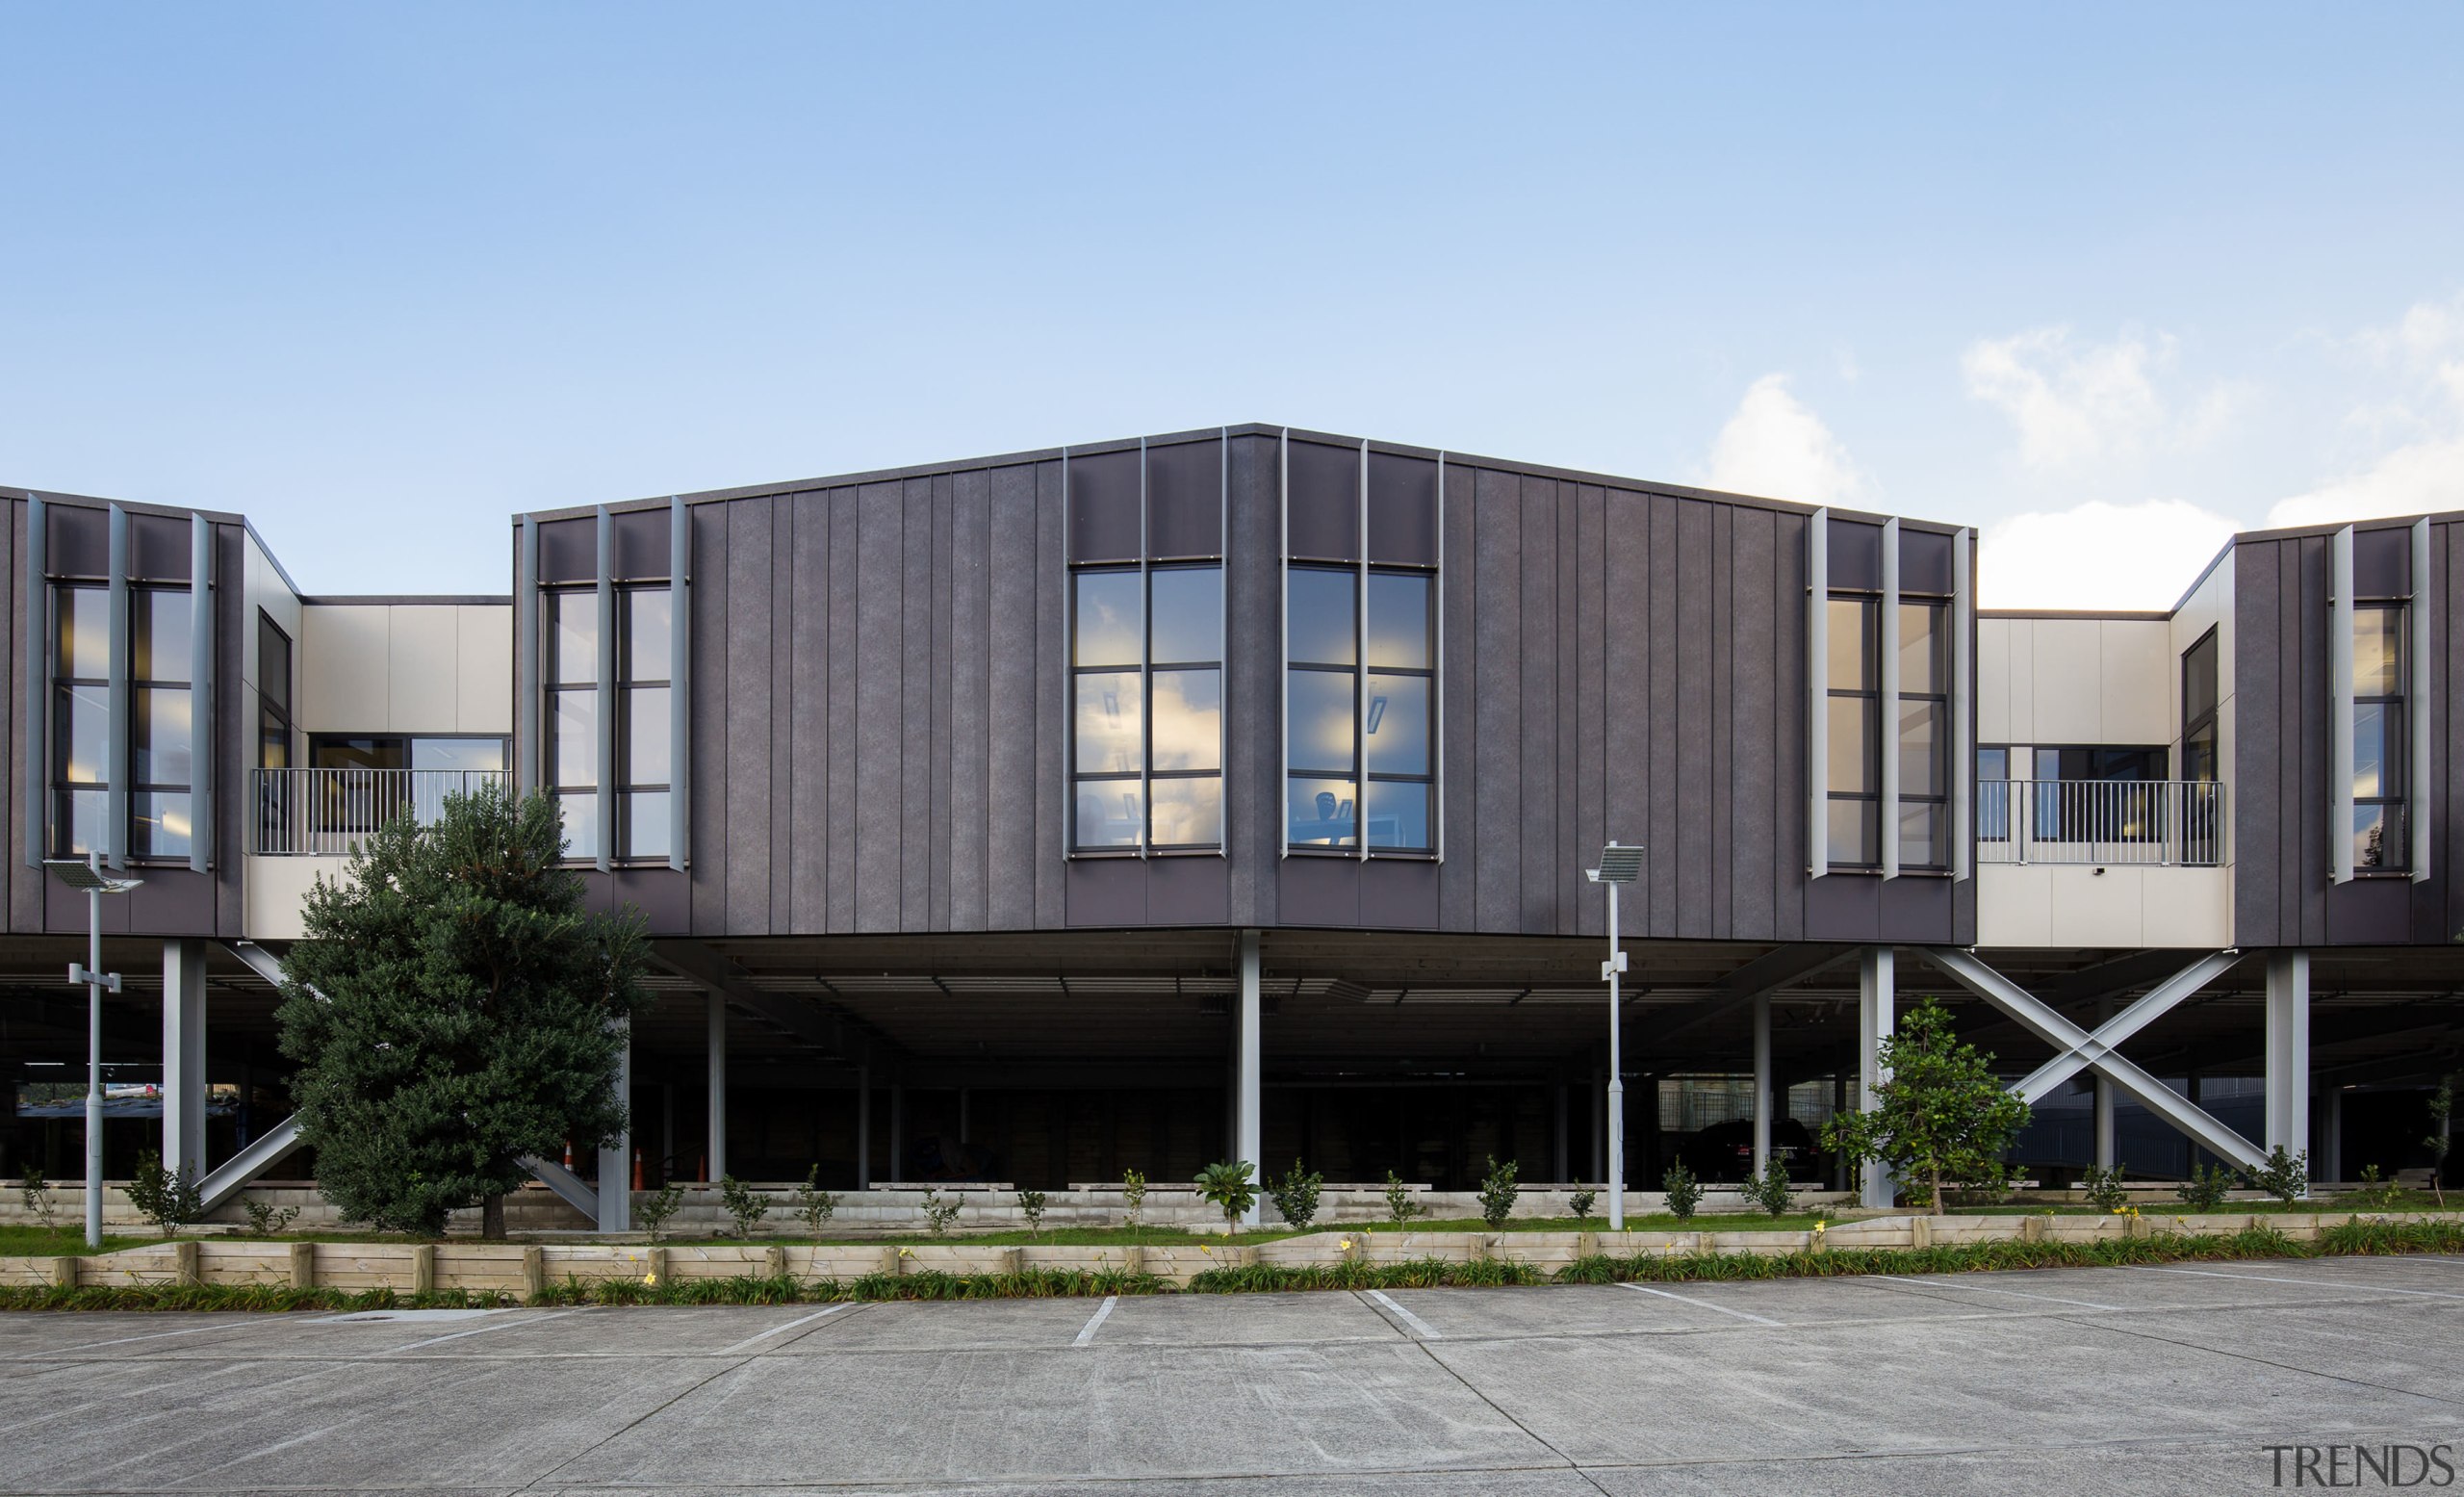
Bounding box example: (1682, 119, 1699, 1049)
(1661, 1162, 1704, 1222)
(1016, 1188, 1048, 1239)
(1477, 1156, 1521, 1228)
(242, 1199, 301, 1239)
(1267, 1160, 1322, 1230)
(1744, 1160, 1794, 1218)
(18, 1169, 58, 1232)
(791, 1166, 841, 1235)
(1189, 1258, 1541, 1293)
(635, 1183, 684, 1242)
(718, 1174, 768, 1238)
(1568, 1186, 1598, 1221)
(1120, 1169, 1147, 1232)
(1194, 1161, 1257, 1234)
(919, 1188, 962, 1236)
(2246, 1146, 2309, 1205)
(2174, 1162, 2235, 1211)
(126, 1150, 203, 1240)
(2079, 1162, 2130, 1212)
(1381, 1170, 1422, 1226)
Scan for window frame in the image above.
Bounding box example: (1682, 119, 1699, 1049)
(127, 584, 196, 863)
(614, 582, 675, 865)
(539, 582, 602, 863)
(1823, 591, 1881, 870)
(1283, 560, 1437, 857)
(2351, 601, 2406, 872)
(1893, 596, 1950, 873)
(1067, 561, 1226, 856)
(48, 583, 110, 859)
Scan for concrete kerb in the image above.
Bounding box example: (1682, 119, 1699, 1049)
(4, 1211, 2440, 1294)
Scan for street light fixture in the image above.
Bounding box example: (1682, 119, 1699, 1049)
(1584, 841, 1642, 1230)
(45, 853, 143, 1248)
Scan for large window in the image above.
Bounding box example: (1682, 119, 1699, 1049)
(258, 613, 294, 771)
(1286, 566, 1433, 853)
(2031, 745, 2168, 845)
(2352, 603, 2405, 870)
(50, 586, 109, 857)
(1072, 565, 1222, 851)
(543, 588, 600, 861)
(1895, 600, 1947, 869)
(129, 587, 194, 861)
(1825, 595, 1879, 867)
(618, 586, 674, 863)
(2181, 629, 2220, 863)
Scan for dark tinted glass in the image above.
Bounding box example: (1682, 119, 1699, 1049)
(1288, 568, 1356, 666)
(1149, 567, 1220, 664)
(1073, 571, 1141, 667)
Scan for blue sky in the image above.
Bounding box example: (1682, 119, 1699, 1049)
(5, 4, 2461, 605)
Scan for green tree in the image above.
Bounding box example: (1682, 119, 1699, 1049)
(2426, 1077, 2452, 1208)
(1822, 996, 2032, 1215)
(1194, 1160, 1257, 1235)
(276, 784, 648, 1239)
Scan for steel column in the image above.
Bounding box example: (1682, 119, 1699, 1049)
(1751, 992, 1773, 1178)
(1236, 929, 1262, 1225)
(162, 940, 209, 1181)
(596, 1020, 631, 1232)
(2266, 951, 2311, 1166)
(705, 991, 727, 1181)
(1858, 946, 1895, 1208)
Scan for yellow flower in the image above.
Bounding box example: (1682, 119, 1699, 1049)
(898, 1247, 912, 1257)
(1812, 1221, 1827, 1233)
(1338, 1239, 1353, 1251)
(643, 1273, 657, 1285)
(1200, 1245, 1213, 1255)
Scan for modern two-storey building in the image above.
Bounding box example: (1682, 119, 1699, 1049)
(4, 425, 2458, 1225)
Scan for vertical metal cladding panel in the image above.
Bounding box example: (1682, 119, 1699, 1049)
(1436, 459, 1477, 933)
(721, 498, 772, 930)
(1879, 518, 1902, 881)
(595, 509, 615, 875)
(1602, 488, 1648, 934)
(1803, 508, 1828, 885)
(1554, 477, 1580, 931)
(769, 497, 796, 932)
(2232, 540, 2282, 944)
(1518, 474, 1557, 932)
(825, 487, 860, 932)
(1644, 493, 1679, 938)
(20, 495, 42, 873)
(1710, 503, 1734, 932)
(1034, 459, 1065, 928)
(930, 474, 955, 925)
(1675, 501, 1714, 936)
(1951, 527, 1974, 882)
(670, 495, 691, 874)
(1574, 484, 1607, 940)
(1471, 467, 1521, 932)
(212, 524, 245, 935)
(2298, 535, 2331, 942)
(2330, 525, 2355, 886)
(517, 518, 539, 792)
(188, 515, 213, 874)
(2447, 523, 2464, 939)
(1228, 433, 1280, 928)
(1773, 510, 1807, 941)
(2411, 517, 2433, 883)
(1730, 506, 1779, 939)
(901, 477, 935, 930)
(787, 492, 830, 930)
(985, 467, 1036, 931)
(853, 482, 903, 934)
(686, 502, 729, 936)
(948, 469, 990, 932)
(105, 504, 128, 867)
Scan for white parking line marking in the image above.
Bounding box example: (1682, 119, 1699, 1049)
(1363, 1289, 1442, 1339)
(383, 1308, 590, 1353)
(1617, 1282, 1780, 1325)
(26, 1322, 241, 1356)
(1071, 1296, 1118, 1347)
(1871, 1274, 2122, 1311)
(2134, 1265, 2464, 1302)
(715, 1303, 850, 1355)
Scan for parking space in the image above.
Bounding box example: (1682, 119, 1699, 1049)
(1, 1258, 2460, 1494)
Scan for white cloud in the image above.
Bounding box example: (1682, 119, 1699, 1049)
(2268, 292, 2464, 529)
(1962, 325, 2236, 472)
(1978, 499, 2240, 611)
(1700, 374, 1874, 504)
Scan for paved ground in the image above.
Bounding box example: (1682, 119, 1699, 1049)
(6, 1256, 2464, 1495)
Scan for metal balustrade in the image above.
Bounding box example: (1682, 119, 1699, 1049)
(1975, 779, 2223, 867)
(249, 768, 508, 856)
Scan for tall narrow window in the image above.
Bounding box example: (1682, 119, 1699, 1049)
(50, 586, 109, 857)
(1069, 565, 1222, 851)
(1286, 566, 1357, 848)
(1363, 572, 1432, 850)
(2181, 629, 2220, 864)
(128, 587, 194, 861)
(2352, 604, 2405, 870)
(1824, 595, 1880, 867)
(618, 586, 674, 863)
(257, 613, 294, 771)
(543, 588, 600, 861)
(1895, 600, 1947, 869)
(1284, 565, 1434, 853)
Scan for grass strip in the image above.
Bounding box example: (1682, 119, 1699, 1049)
(1187, 1258, 1543, 1293)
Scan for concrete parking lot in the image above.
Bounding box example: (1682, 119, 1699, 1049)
(6, 1256, 2463, 1495)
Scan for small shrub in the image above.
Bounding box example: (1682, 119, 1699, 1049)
(126, 1149, 203, 1240)
(1661, 1161, 1704, 1222)
(1382, 1170, 1423, 1227)
(1194, 1161, 1257, 1235)
(1267, 1160, 1322, 1230)
(919, 1187, 962, 1236)
(2347, 1165, 2403, 1210)
(2174, 1162, 2234, 1211)
(1477, 1155, 1521, 1228)
(2426, 1079, 2452, 1207)
(635, 1183, 684, 1242)
(18, 1168, 58, 1232)
(790, 1166, 840, 1236)
(1120, 1169, 1147, 1233)
(2246, 1146, 2308, 1205)
(1745, 1160, 1794, 1218)
(1016, 1188, 1048, 1239)
(718, 1174, 768, 1239)
(242, 1199, 301, 1239)
(2079, 1161, 2130, 1213)
(1568, 1186, 1597, 1221)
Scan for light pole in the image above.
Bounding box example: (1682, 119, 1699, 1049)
(46, 853, 143, 1249)
(1585, 841, 1643, 1231)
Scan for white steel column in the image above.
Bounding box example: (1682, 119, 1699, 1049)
(857, 1064, 872, 1190)
(1858, 946, 1895, 1209)
(1751, 992, 1773, 1178)
(162, 940, 209, 1181)
(705, 991, 727, 1181)
(1236, 929, 1262, 1226)
(596, 1022, 631, 1232)
(2266, 951, 2311, 1169)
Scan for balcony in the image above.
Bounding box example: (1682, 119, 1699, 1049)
(1976, 779, 2223, 868)
(250, 767, 508, 856)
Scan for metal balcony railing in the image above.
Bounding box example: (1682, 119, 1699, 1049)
(1975, 779, 2223, 867)
(250, 768, 508, 856)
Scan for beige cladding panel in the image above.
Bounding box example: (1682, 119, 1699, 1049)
(386, 607, 460, 730)
(1975, 618, 2014, 744)
(299, 606, 393, 733)
(2025, 619, 2102, 743)
(2096, 620, 2172, 744)
(456, 605, 513, 733)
